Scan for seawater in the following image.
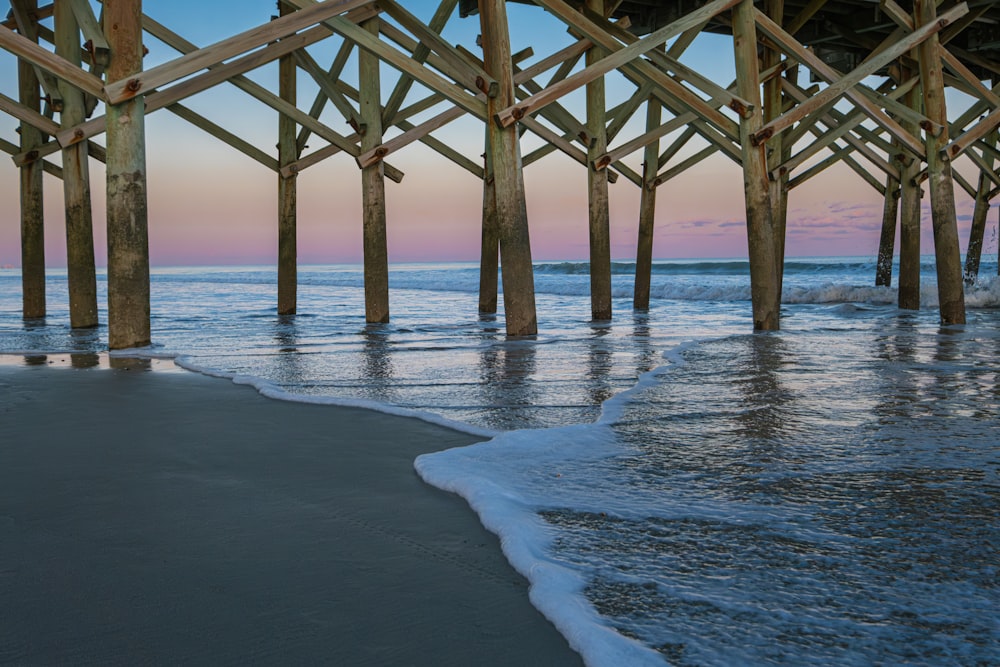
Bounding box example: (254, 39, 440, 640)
(1, 257, 998, 665)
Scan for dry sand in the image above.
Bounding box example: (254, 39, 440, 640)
(0, 354, 583, 666)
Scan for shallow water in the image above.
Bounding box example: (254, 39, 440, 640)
(2, 258, 998, 665)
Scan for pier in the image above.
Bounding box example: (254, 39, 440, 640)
(3, 0, 1000, 347)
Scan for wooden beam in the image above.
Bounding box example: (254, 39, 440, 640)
(0, 136, 62, 178)
(915, 0, 966, 324)
(898, 67, 922, 311)
(15, 0, 46, 319)
(278, 0, 297, 316)
(479, 0, 537, 335)
(359, 16, 389, 323)
(0, 22, 104, 101)
(753, 3, 967, 146)
(753, 8, 926, 159)
(9, 0, 63, 111)
(497, 0, 743, 129)
(378, 0, 495, 96)
(734, 0, 779, 330)
(634, 93, 660, 311)
(56, 0, 98, 329)
(296, 38, 354, 153)
(380, 0, 457, 124)
(104, 0, 373, 103)
(875, 165, 901, 287)
(282, 0, 488, 121)
(964, 130, 998, 282)
(104, 0, 151, 349)
(68, 0, 109, 65)
(586, 0, 611, 322)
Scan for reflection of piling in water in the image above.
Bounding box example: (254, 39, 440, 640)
(6, 0, 999, 345)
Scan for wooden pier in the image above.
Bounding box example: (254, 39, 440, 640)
(3, 0, 1000, 347)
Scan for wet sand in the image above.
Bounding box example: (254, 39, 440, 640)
(0, 355, 582, 666)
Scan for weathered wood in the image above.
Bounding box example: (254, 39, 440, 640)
(764, 0, 788, 298)
(898, 74, 922, 311)
(634, 94, 660, 311)
(480, 0, 536, 336)
(381, 0, 457, 125)
(17, 0, 45, 319)
(0, 21, 104, 101)
(104, 0, 371, 103)
(753, 8, 925, 159)
(963, 165, 993, 283)
(587, 0, 611, 322)
(360, 16, 389, 324)
(297, 39, 354, 153)
(67, 0, 109, 65)
(378, 0, 495, 96)
(875, 168, 901, 287)
(915, 0, 965, 325)
(105, 0, 150, 349)
(9, 0, 64, 111)
(1, 137, 61, 178)
(278, 1, 297, 316)
(498, 0, 743, 129)
(282, 0, 487, 121)
(56, 0, 98, 329)
(479, 143, 499, 314)
(734, 0, 779, 330)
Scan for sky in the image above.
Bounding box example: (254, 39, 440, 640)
(0, 0, 995, 268)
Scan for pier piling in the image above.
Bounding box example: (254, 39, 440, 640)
(104, 0, 151, 350)
(16, 0, 45, 320)
(56, 0, 97, 329)
(359, 14, 390, 324)
(277, 0, 298, 316)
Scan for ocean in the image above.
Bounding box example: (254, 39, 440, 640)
(1, 256, 998, 665)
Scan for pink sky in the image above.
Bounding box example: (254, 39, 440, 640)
(0, 132, 989, 268)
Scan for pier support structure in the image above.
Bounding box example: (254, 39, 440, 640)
(6, 0, 1000, 341)
(359, 15, 389, 324)
(105, 0, 151, 349)
(479, 0, 537, 336)
(898, 76, 922, 311)
(56, 0, 98, 329)
(733, 0, 779, 330)
(586, 0, 611, 322)
(16, 0, 45, 319)
(915, 0, 966, 325)
(632, 94, 660, 311)
(478, 141, 499, 314)
(963, 128, 997, 283)
(277, 0, 298, 316)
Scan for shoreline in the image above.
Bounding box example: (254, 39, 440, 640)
(0, 355, 582, 665)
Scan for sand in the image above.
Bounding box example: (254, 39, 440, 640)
(0, 354, 583, 666)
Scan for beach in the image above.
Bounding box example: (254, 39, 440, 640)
(1, 259, 998, 664)
(0, 356, 582, 666)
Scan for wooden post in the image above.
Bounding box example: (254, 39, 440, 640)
(17, 0, 45, 319)
(963, 129, 997, 283)
(733, 0, 779, 330)
(360, 15, 389, 323)
(875, 167, 900, 287)
(56, 0, 98, 329)
(914, 0, 966, 324)
(105, 0, 151, 349)
(897, 71, 922, 310)
(479, 139, 499, 314)
(586, 0, 611, 321)
(764, 0, 787, 298)
(479, 0, 537, 336)
(633, 95, 660, 310)
(277, 1, 297, 315)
